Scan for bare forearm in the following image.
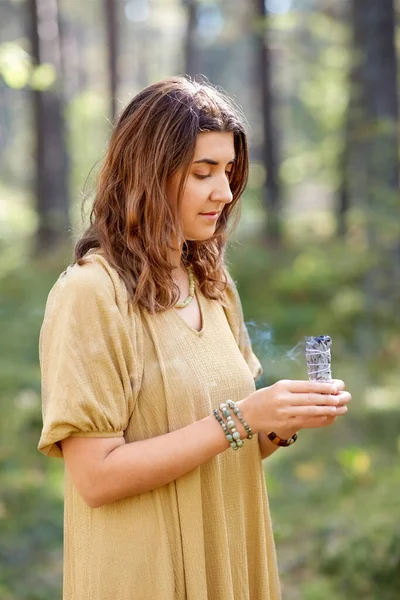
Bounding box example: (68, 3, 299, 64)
(92, 414, 248, 506)
(258, 431, 281, 459)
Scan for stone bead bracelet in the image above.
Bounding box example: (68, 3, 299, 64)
(226, 400, 253, 440)
(213, 399, 253, 451)
(213, 409, 243, 450)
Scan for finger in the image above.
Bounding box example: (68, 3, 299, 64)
(322, 416, 337, 426)
(284, 380, 338, 395)
(306, 406, 347, 417)
(331, 379, 345, 393)
(300, 416, 337, 429)
(290, 405, 342, 418)
(290, 393, 341, 406)
(336, 391, 351, 406)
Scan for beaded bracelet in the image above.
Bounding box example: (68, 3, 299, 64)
(220, 402, 245, 449)
(226, 400, 253, 440)
(266, 431, 298, 447)
(214, 399, 253, 451)
(213, 409, 243, 450)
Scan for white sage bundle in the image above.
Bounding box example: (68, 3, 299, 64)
(305, 335, 332, 381)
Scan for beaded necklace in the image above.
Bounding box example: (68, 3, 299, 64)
(175, 265, 195, 309)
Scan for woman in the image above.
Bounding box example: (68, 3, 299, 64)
(38, 77, 350, 600)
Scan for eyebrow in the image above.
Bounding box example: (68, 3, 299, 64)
(193, 158, 235, 166)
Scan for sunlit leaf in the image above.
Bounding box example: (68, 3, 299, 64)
(0, 42, 31, 89)
(337, 447, 371, 475)
(30, 63, 57, 91)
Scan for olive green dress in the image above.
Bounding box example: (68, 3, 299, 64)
(38, 253, 281, 600)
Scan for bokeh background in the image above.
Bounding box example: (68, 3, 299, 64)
(1, 0, 400, 598)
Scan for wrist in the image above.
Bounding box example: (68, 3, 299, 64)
(237, 397, 258, 435)
(265, 430, 298, 447)
(270, 428, 298, 441)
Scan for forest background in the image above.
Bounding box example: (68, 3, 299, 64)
(0, 0, 399, 598)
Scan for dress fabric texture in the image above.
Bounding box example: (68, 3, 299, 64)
(38, 253, 281, 600)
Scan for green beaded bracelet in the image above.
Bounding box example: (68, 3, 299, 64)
(219, 402, 245, 449)
(213, 409, 242, 450)
(226, 400, 253, 440)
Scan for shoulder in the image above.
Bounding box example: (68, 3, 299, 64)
(47, 253, 130, 314)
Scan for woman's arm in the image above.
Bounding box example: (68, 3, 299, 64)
(63, 419, 282, 509)
(62, 380, 349, 508)
(62, 413, 248, 508)
(257, 415, 338, 460)
(258, 432, 281, 460)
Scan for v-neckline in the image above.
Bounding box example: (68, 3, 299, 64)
(172, 287, 205, 337)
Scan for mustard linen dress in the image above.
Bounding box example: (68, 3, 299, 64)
(38, 253, 281, 600)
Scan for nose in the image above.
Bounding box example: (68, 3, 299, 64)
(210, 174, 233, 205)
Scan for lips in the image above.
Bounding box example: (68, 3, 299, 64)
(200, 212, 219, 216)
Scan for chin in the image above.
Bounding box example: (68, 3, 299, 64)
(185, 236, 214, 243)
(184, 226, 217, 242)
(185, 231, 215, 242)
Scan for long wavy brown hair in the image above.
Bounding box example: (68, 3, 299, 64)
(75, 76, 249, 313)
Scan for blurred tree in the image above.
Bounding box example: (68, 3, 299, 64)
(342, 0, 399, 239)
(183, 0, 200, 79)
(345, 0, 399, 358)
(28, 0, 70, 254)
(104, 0, 119, 120)
(337, 106, 351, 237)
(254, 0, 282, 247)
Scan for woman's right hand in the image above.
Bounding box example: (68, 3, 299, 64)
(238, 379, 351, 440)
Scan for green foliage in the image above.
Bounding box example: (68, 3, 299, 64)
(0, 254, 68, 600)
(260, 407, 400, 600)
(0, 42, 57, 91)
(229, 231, 399, 384)
(321, 524, 400, 600)
(0, 42, 31, 89)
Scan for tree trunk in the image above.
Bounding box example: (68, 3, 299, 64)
(349, 0, 399, 359)
(183, 0, 200, 79)
(336, 125, 350, 238)
(28, 0, 70, 254)
(254, 0, 282, 246)
(337, 37, 360, 238)
(350, 0, 399, 231)
(104, 0, 118, 120)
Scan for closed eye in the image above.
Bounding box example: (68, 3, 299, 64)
(194, 171, 232, 180)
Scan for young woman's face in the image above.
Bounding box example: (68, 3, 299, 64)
(167, 131, 235, 242)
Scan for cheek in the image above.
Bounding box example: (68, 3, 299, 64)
(181, 202, 197, 224)
(181, 182, 205, 215)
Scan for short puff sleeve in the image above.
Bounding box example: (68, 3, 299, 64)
(38, 257, 139, 458)
(223, 273, 263, 382)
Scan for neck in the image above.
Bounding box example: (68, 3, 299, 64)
(169, 238, 185, 269)
(170, 252, 182, 269)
